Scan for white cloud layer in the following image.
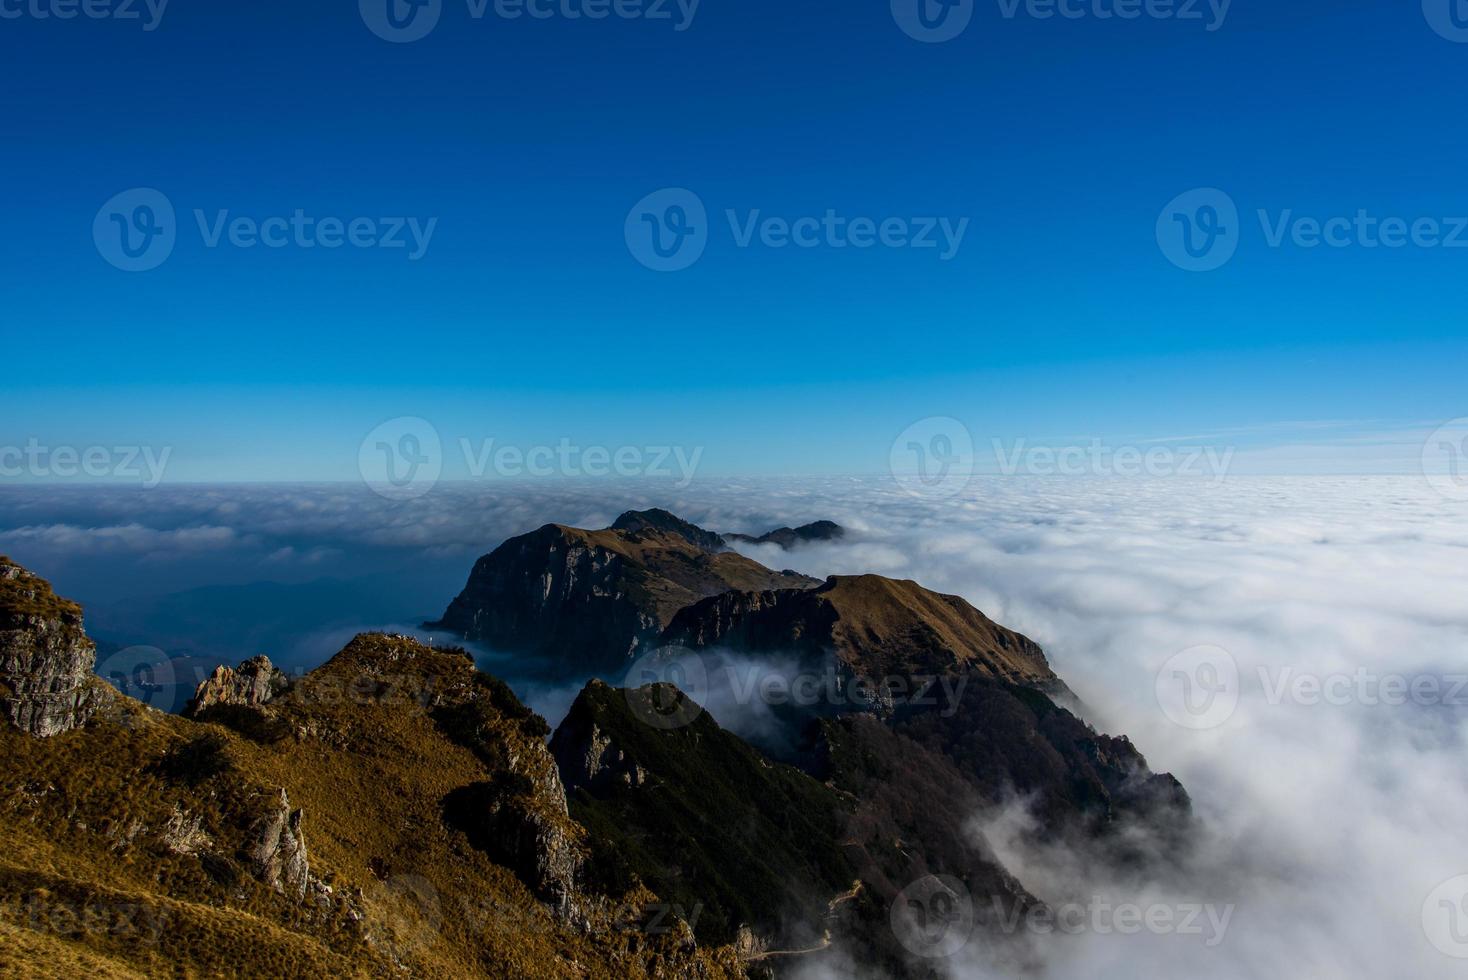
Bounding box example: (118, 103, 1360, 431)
(1, 475, 1463, 976)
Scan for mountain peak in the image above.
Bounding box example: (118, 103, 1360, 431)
(610, 508, 726, 552)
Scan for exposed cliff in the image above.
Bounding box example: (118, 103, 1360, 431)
(0, 561, 746, 979)
(0, 556, 111, 737)
(428, 520, 817, 674)
(665, 573, 1062, 690)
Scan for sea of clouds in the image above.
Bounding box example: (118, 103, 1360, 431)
(1, 475, 1464, 977)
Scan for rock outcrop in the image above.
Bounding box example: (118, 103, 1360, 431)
(428, 520, 817, 675)
(550, 679, 859, 952)
(248, 787, 312, 900)
(0, 556, 110, 737)
(185, 654, 289, 716)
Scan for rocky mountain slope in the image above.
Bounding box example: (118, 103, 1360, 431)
(427, 513, 817, 674)
(2, 512, 1192, 979)
(0, 561, 744, 978)
(0, 556, 113, 737)
(664, 573, 1063, 692)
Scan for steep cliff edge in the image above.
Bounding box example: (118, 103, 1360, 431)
(0, 561, 744, 979)
(0, 556, 112, 737)
(427, 519, 817, 674)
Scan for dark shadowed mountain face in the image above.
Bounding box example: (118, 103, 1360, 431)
(0, 561, 745, 978)
(551, 680, 859, 951)
(0, 514, 1194, 979)
(427, 518, 818, 675)
(665, 573, 1063, 691)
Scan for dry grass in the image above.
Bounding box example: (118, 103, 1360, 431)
(0, 634, 745, 979)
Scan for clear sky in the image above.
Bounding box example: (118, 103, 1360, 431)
(3, 0, 1465, 480)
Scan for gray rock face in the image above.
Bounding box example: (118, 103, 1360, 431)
(0, 558, 110, 737)
(552, 720, 648, 794)
(248, 788, 312, 900)
(186, 655, 289, 717)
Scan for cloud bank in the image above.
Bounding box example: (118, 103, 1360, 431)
(0, 476, 1463, 976)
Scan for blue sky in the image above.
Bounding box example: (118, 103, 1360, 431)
(2, 0, 1465, 480)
